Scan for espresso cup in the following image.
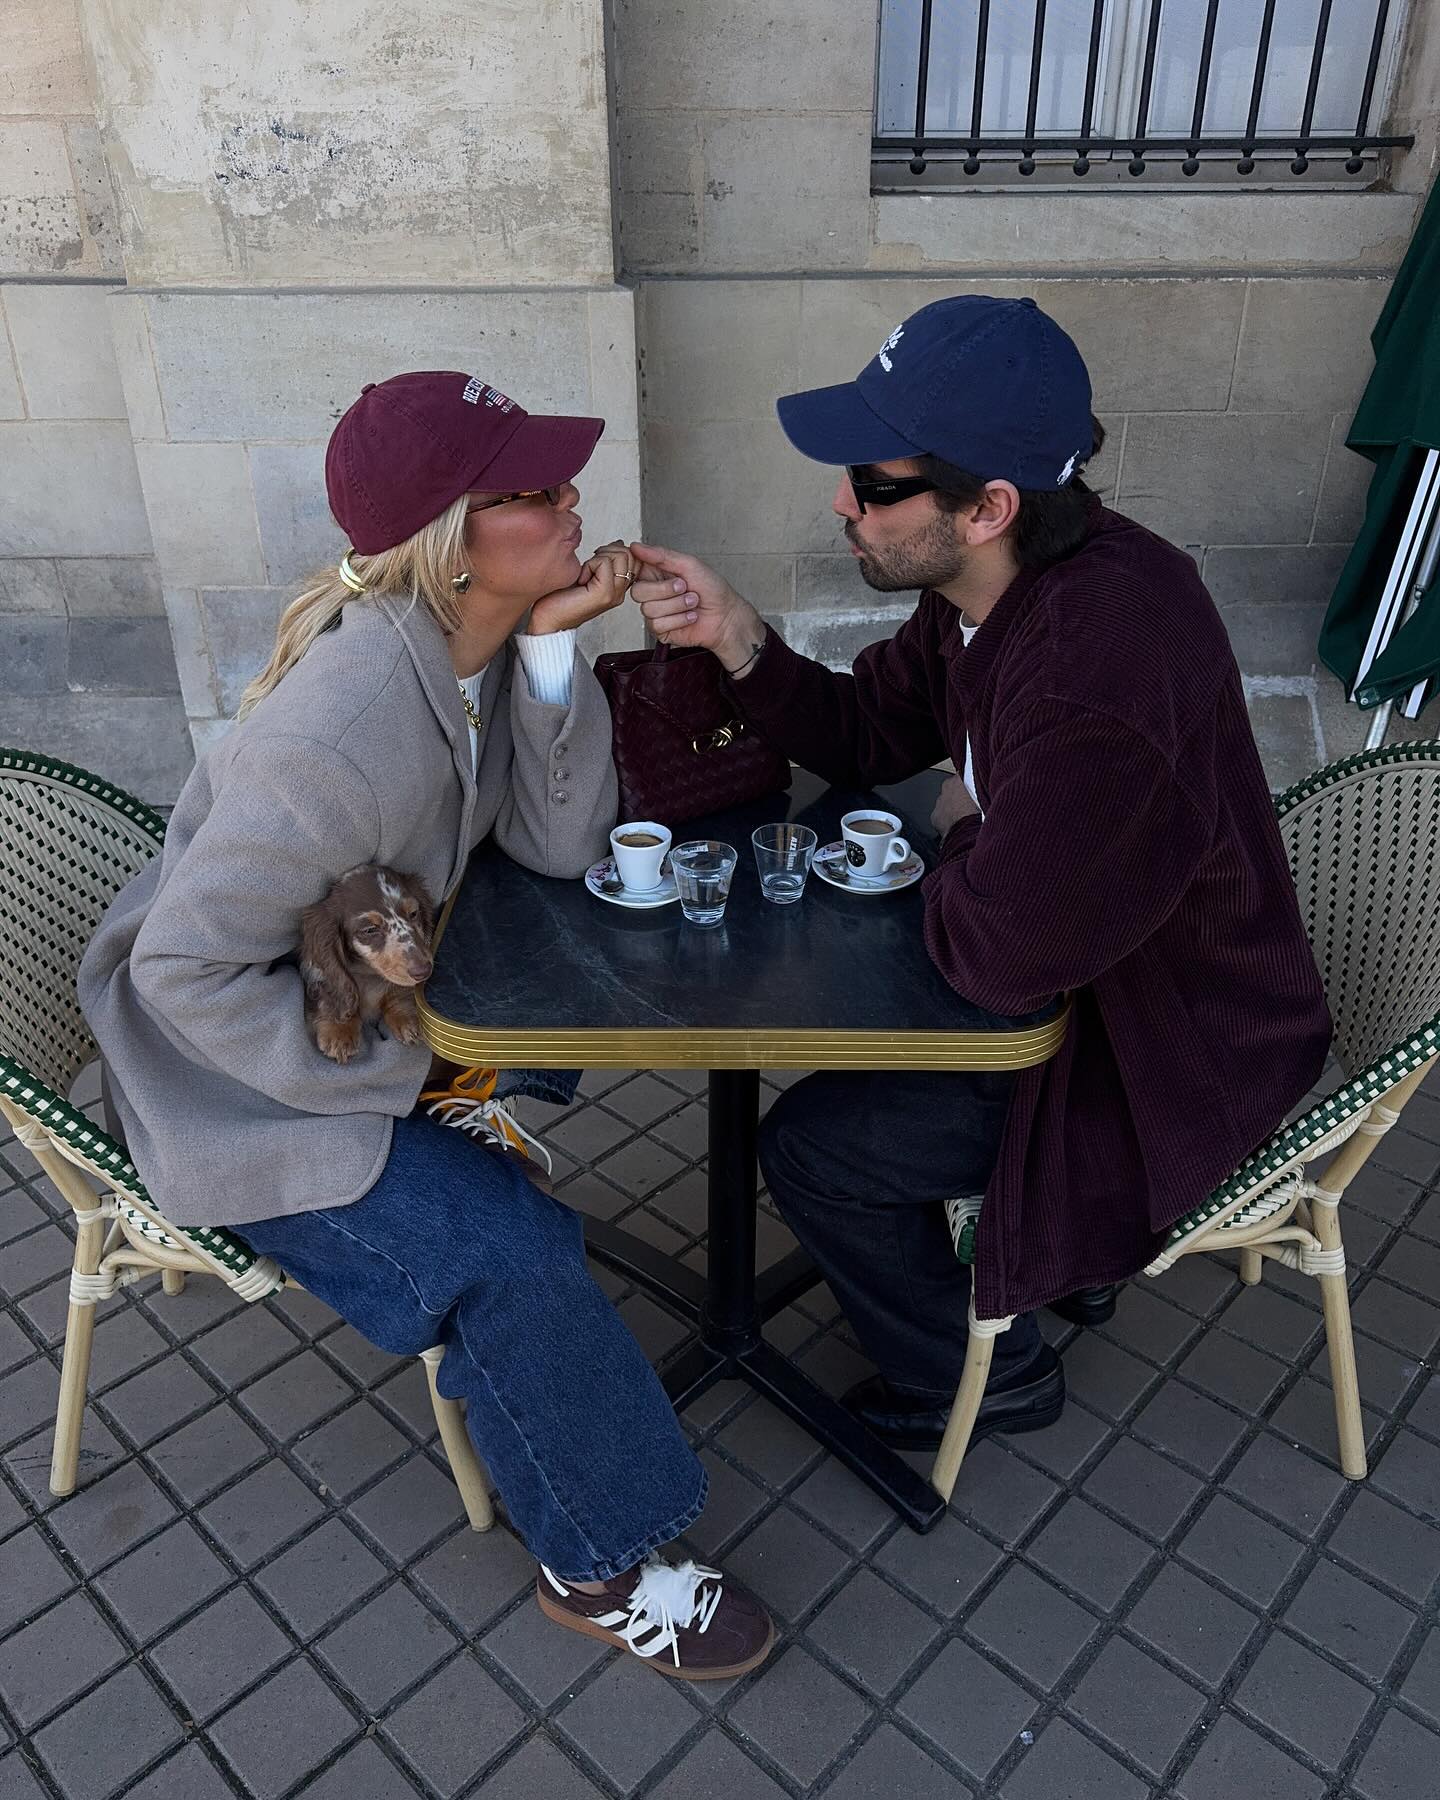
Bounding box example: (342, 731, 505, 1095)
(840, 809, 910, 882)
(610, 821, 672, 891)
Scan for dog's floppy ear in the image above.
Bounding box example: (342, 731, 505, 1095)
(300, 895, 359, 1013)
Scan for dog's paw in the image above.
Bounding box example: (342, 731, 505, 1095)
(316, 1017, 362, 1063)
(381, 994, 423, 1045)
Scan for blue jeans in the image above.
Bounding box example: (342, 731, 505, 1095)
(759, 1070, 1043, 1393)
(239, 1111, 706, 1580)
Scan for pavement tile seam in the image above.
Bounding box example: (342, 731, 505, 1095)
(197, 1650, 370, 1789)
(1127, 1547, 1438, 1799)
(675, 1273, 1422, 1792)
(3, 1087, 1439, 1799)
(800, 1707, 995, 1800)
(0, 1442, 570, 1779)
(1346, 1608, 1440, 1763)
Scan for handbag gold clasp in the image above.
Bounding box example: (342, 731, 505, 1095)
(692, 718, 746, 753)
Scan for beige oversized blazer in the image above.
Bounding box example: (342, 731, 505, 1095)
(78, 593, 617, 1228)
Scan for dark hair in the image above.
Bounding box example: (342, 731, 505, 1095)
(915, 414, 1107, 567)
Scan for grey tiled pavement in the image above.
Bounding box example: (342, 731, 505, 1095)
(1, 1065, 1439, 1799)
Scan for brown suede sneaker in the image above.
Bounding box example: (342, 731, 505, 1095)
(537, 1556, 774, 1680)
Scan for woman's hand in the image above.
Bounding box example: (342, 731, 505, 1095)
(528, 540, 634, 636)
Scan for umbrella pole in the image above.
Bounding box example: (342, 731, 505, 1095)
(1358, 451, 1440, 749)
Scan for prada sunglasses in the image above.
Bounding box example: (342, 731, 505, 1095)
(846, 465, 939, 514)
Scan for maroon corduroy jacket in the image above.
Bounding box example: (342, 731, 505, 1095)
(731, 505, 1332, 1317)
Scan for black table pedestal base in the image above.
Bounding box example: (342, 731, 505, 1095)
(582, 1070, 946, 1534)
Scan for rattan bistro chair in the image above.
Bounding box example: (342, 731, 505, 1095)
(933, 742, 1440, 1502)
(0, 747, 492, 1527)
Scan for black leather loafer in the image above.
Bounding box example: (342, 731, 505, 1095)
(1047, 1285, 1118, 1328)
(842, 1343, 1066, 1451)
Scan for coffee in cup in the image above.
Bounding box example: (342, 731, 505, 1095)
(609, 820, 672, 891)
(840, 809, 910, 881)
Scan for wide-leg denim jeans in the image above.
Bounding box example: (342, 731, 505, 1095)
(240, 1111, 706, 1581)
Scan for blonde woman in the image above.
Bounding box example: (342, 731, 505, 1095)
(79, 373, 774, 1680)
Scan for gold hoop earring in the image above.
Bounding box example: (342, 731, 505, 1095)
(452, 572, 471, 593)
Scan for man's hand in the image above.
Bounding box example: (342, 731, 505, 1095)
(628, 542, 768, 676)
(932, 773, 980, 840)
(528, 541, 633, 636)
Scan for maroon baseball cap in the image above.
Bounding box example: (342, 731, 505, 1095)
(325, 371, 605, 554)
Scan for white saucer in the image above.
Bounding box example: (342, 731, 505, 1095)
(585, 856, 679, 909)
(812, 841, 925, 895)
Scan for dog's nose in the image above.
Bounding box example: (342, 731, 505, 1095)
(406, 952, 433, 983)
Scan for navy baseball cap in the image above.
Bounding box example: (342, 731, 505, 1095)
(776, 295, 1094, 488)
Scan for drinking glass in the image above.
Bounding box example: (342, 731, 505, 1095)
(751, 823, 817, 904)
(670, 840, 738, 926)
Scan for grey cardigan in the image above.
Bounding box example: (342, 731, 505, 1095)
(78, 595, 617, 1228)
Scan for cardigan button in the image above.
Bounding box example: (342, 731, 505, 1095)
(553, 741, 569, 759)
(551, 789, 568, 804)
(553, 767, 570, 782)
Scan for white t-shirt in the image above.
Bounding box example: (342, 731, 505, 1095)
(960, 617, 981, 815)
(459, 630, 576, 774)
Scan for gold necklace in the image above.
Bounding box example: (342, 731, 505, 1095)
(457, 680, 483, 733)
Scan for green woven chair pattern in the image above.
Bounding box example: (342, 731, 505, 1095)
(933, 743, 1440, 1502)
(0, 747, 492, 1528)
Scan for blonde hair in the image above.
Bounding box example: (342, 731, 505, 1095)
(236, 493, 471, 719)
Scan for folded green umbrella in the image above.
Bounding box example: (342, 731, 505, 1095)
(1319, 174, 1440, 709)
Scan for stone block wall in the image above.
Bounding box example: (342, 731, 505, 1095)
(0, 1, 191, 797)
(0, 281, 190, 797)
(3, 0, 1437, 800)
(1, 0, 119, 279)
(614, 0, 1440, 787)
(0, 1, 645, 802)
(637, 272, 1438, 786)
(613, 0, 1437, 279)
(82, 1, 615, 288)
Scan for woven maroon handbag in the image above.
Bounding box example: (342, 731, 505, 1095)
(594, 642, 791, 828)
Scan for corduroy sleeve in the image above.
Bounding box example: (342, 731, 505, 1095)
(729, 614, 946, 787)
(921, 701, 1213, 1015)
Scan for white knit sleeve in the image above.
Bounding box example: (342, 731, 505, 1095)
(513, 630, 577, 707)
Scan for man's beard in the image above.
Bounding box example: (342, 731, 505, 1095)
(847, 514, 967, 593)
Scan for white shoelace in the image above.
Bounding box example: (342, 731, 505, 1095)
(424, 1094, 555, 1176)
(544, 1556, 724, 1667)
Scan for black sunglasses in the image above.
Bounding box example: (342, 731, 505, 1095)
(846, 466, 940, 514)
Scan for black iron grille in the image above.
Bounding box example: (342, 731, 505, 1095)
(874, 0, 1414, 181)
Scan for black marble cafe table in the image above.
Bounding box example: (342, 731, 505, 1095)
(419, 768, 1067, 1531)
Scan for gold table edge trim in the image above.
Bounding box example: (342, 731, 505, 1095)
(417, 994, 1070, 1071)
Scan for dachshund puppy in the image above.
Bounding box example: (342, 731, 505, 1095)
(300, 866, 437, 1064)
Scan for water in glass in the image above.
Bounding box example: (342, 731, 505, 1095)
(671, 840, 737, 926)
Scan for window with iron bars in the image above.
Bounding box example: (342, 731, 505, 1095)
(874, 0, 1415, 189)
